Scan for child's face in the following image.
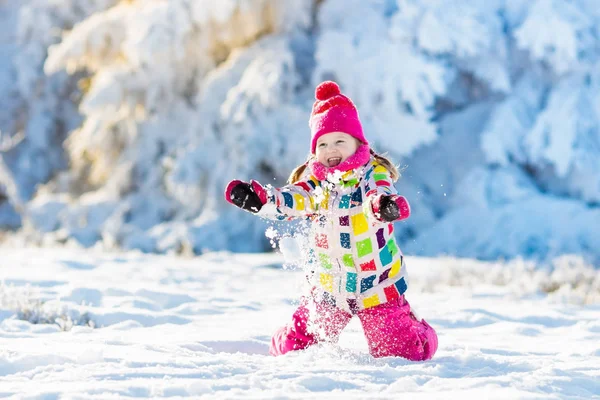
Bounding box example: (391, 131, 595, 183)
(315, 132, 360, 167)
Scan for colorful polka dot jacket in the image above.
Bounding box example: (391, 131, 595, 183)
(258, 157, 408, 313)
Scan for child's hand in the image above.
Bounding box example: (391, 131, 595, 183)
(374, 194, 410, 222)
(225, 179, 268, 213)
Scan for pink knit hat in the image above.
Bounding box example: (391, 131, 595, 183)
(309, 81, 367, 154)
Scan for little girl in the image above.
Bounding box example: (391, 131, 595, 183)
(225, 81, 437, 360)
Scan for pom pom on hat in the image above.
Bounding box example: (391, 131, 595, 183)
(309, 81, 367, 153)
(315, 81, 341, 100)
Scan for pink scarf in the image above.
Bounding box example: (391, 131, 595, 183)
(308, 144, 371, 181)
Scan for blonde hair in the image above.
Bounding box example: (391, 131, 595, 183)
(288, 149, 401, 184)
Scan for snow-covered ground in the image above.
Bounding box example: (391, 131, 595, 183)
(0, 247, 599, 399)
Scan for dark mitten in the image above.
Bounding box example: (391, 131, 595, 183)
(225, 179, 267, 213)
(373, 194, 410, 222)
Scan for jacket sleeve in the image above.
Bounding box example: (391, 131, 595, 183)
(364, 163, 398, 198)
(256, 176, 320, 221)
(363, 163, 410, 224)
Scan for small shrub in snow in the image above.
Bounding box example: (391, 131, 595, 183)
(0, 284, 95, 331)
(414, 255, 600, 305)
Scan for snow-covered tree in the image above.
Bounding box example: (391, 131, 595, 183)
(401, 0, 600, 260)
(31, 0, 313, 252)
(482, 0, 600, 204)
(0, 0, 599, 264)
(0, 0, 118, 227)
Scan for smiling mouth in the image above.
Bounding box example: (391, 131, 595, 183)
(327, 157, 342, 167)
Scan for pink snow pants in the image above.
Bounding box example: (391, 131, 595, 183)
(269, 296, 437, 360)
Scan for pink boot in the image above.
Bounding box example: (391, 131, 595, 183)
(358, 296, 438, 360)
(269, 304, 315, 356)
(270, 298, 352, 356)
